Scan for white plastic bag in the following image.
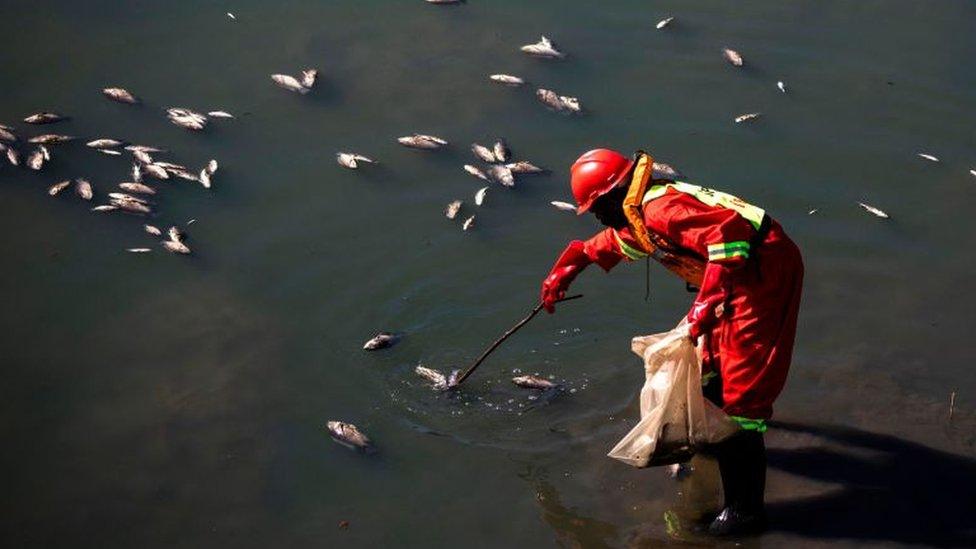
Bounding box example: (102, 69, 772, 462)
(608, 320, 738, 468)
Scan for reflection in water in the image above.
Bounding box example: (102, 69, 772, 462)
(532, 477, 619, 549)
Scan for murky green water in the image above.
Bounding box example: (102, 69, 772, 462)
(1, 1, 975, 547)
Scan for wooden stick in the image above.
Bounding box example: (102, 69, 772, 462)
(453, 294, 583, 387)
(949, 391, 957, 422)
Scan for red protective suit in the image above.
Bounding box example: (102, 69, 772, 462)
(579, 187, 803, 420)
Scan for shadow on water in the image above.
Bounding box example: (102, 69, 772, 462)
(766, 421, 976, 547)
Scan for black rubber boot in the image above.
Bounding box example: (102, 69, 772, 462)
(708, 430, 768, 536)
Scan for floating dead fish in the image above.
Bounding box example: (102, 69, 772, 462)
(91, 205, 117, 212)
(493, 139, 510, 163)
(143, 164, 170, 180)
(414, 366, 459, 391)
(656, 17, 674, 29)
(24, 112, 67, 124)
(112, 198, 151, 214)
(723, 47, 744, 67)
(87, 138, 125, 149)
(550, 201, 577, 213)
(521, 35, 565, 59)
(126, 145, 166, 153)
(168, 168, 200, 182)
(326, 421, 374, 452)
(199, 169, 212, 189)
(27, 148, 45, 170)
(6, 147, 20, 166)
(227, 12, 235, 19)
(166, 107, 208, 131)
(398, 134, 448, 149)
(144, 224, 162, 236)
(271, 73, 309, 94)
(40, 145, 50, 161)
(168, 226, 184, 243)
(445, 200, 462, 220)
(131, 163, 142, 182)
(471, 143, 497, 163)
(970, 169, 976, 178)
(119, 182, 156, 195)
(652, 161, 682, 179)
(464, 164, 489, 181)
(858, 202, 889, 219)
(109, 192, 151, 205)
(475, 186, 488, 206)
(488, 165, 515, 187)
(155, 161, 186, 170)
(462, 215, 475, 231)
(207, 111, 234, 118)
(161, 239, 190, 254)
(75, 178, 93, 200)
(808, 209, 818, 215)
(917, 153, 939, 162)
(47, 180, 71, 196)
(301, 68, 319, 89)
(489, 74, 525, 86)
(536, 88, 580, 113)
(0, 126, 16, 143)
(512, 375, 559, 390)
(506, 161, 545, 174)
(206, 159, 218, 175)
(734, 113, 762, 124)
(363, 332, 400, 350)
(28, 134, 74, 144)
(132, 149, 153, 164)
(126, 248, 151, 253)
(337, 153, 374, 169)
(777, 81, 787, 93)
(103, 87, 139, 104)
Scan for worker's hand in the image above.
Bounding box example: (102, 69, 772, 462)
(541, 241, 591, 313)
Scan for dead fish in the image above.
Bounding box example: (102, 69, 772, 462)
(126, 145, 166, 153)
(132, 149, 153, 164)
(47, 180, 71, 196)
(506, 161, 545, 174)
(464, 164, 489, 181)
(199, 169, 212, 189)
(462, 215, 475, 231)
(6, 147, 20, 166)
(489, 74, 524, 86)
(155, 161, 186, 170)
(28, 134, 74, 144)
(521, 35, 565, 59)
(917, 153, 939, 162)
(166, 107, 208, 131)
(536, 89, 580, 113)
(227, 12, 235, 19)
(414, 366, 458, 391)
(24, 112, 67, 124)
(75, 178, 93, 200)
(492, 139, 510, 163)
(144, 224, 162, 236)
(512, 375, 559, 390)
(131, 163, 142, 182)
(207, 111, 234, 118)
(40, 145, 50, 160)
(206, 159, 218, 175)
(734, 113, 762, 124)
(0, 126, 16, 143)
(98, 149, 122, 156)
(301, 68, 319, 89)
(168, 168, 200, 182)
(857, 202, 889, 219)
(723, 47, 744, 67)
(270, 73, 309, 94)
(337, 153, 375, 169)
(363, 332, 400, 350)
(970, 169, 976, 178)
(474, 186, 488, 206)
(550, 201, 577, 213)
(27, 148, 45, 170)
(118, 182, 156, 195)
(326, 421, 373, 452)
(471, 143, 497, 163)
(91, 205, 118, 212)
(398, 134, 447, 149)
(114, 200, 151, 215)
(652, 161, 682, 179)
(161, 239, 191, 254)
(777, 81, 787, 93)
(86, 138, 125, 149)
(103, 87, 139, 104)
(488, 164, 515, 187)
(656, 17, 674, 29)
(126, 248, 151, 253)
(808, 209, 819, 215)
(167, 226, 184, 243)
(143, 164, 170, 180)
(445, 200, 462, 219)
(109, 192, 150, 205)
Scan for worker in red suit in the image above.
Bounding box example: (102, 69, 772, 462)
(541, 149, 803, 536)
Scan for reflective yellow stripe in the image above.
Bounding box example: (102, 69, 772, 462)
(730, 416, 767, 432)
(642, 181, 766, 230)
(614, 230, 648, 260)
(707, 241, 750, 261)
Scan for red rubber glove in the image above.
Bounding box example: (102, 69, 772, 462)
(687, 261, 734, 341)
(541, 240, 591, 313)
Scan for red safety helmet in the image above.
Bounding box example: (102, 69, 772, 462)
(570, 148, 633, 215)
